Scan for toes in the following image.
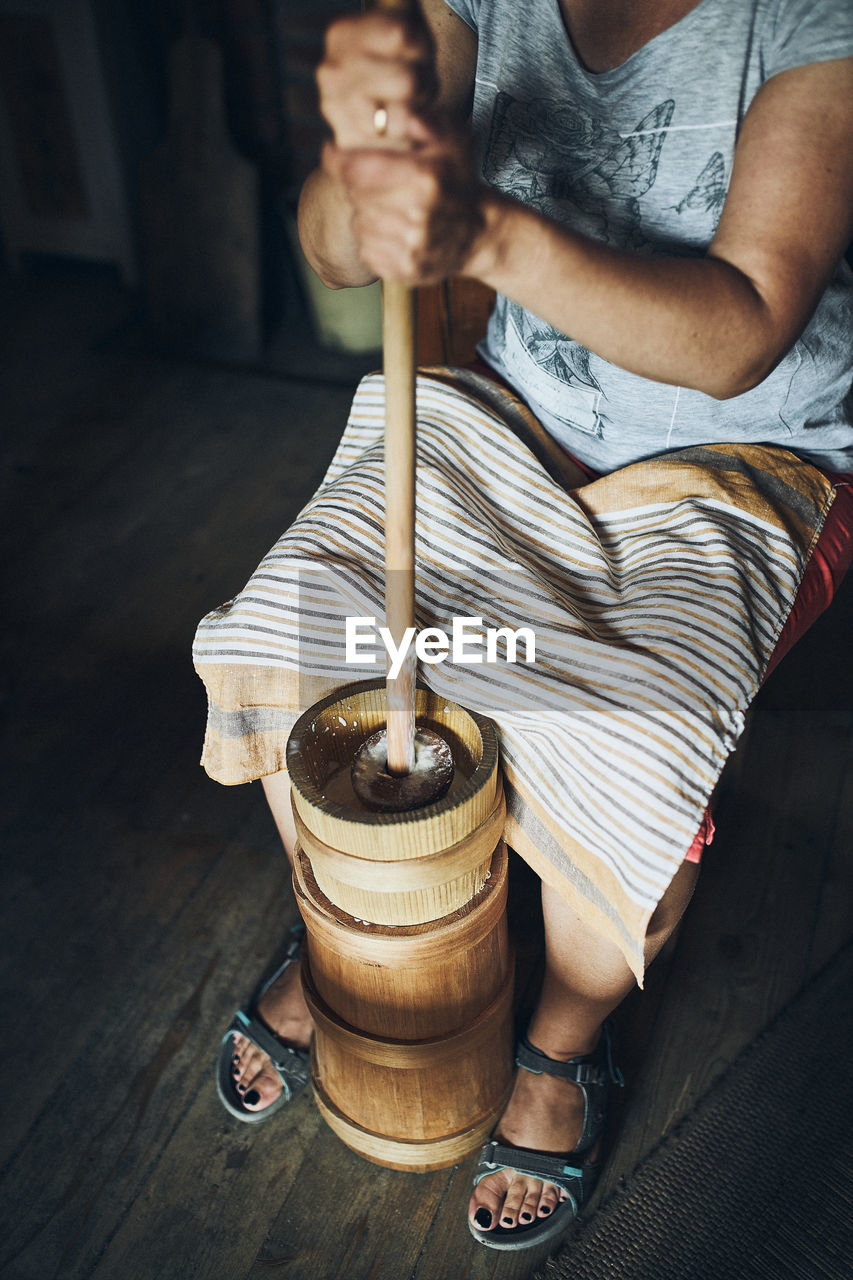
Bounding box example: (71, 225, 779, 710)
(470, 1172, 549, 1233)
(469, 1172, 506, 1232)
(226, 1034, 284, 1112)
(496, 1177, 530, 1229)
(229, 1033, 246, 1081)
(537, 1182, 562, 1218)
(240, 1064, 284, 1111)
(471, 1204, 494, 1232)
(232, 1039, 266, 1087)
(518, 1186, 541, 1225)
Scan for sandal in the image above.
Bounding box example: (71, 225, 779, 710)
(215, 922, 311, 1124)
(468, 1020, 624, 1251)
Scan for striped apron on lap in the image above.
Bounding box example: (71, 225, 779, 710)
(193, 369, 834, 980)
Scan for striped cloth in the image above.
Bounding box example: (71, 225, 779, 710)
(193, 368, 834, 980)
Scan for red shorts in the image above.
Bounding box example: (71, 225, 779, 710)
(684, 471, 853, 860)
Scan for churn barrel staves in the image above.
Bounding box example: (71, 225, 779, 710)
(287, 682, 514, 1171)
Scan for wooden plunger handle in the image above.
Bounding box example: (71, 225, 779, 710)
(382, 281, 417, 775)
(369, 0, 422, 775)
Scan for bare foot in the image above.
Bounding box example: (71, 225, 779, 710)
(468, 1032, 601, 1234)
(230, 955, 314, 1113)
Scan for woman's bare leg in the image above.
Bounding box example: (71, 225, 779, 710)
(261, 769, 298, 860)
(230, 771, 313, 1111)
(468, 859, 699, 1232)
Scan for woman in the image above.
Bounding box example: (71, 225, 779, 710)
(196, 0, 853, 1251)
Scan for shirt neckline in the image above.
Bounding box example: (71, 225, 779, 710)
(551, 0, 717, 85)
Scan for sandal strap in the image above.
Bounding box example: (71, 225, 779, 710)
(254, 922, 306, 1002)
(515, 1021, 624, 1088)
(474, 1139, 592, 1200)
(515, 1020, 623, 1156)
(223, 923, 311, 1098)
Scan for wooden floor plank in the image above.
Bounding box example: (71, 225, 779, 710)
(1, 272, 358, 1279)
(245, 1133, 452, 1280)
(0, 783, 294, 1279)
(809, 723, 853, 975)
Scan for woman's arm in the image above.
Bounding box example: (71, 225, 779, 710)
(300, 5, 853, 401)
(465, 57, 853, 398)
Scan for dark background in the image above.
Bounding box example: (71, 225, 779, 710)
(0, 0, 371, 372)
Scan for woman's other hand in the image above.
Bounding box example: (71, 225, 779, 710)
(322, 118, 483, 285)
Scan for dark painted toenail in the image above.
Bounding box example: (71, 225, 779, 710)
(244, 1089, 260, 1106)
(540, 1205, 552, 1216)
(501, 1216, 513, 1226)
(474, 1208, 492, 1229)
(520, 1212, 532, 1222)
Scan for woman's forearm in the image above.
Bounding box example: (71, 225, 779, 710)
(297, 166, 378, 291)
(299, 160, 791, 395)
(466, 191, 789, 401)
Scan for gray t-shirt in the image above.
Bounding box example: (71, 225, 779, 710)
(444, 0, 853, 472)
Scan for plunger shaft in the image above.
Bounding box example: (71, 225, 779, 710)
(351, 0, 457, 809)
(382, 279, 417, 775)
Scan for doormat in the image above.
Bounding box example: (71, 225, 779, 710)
(539, 941, 853, 1280)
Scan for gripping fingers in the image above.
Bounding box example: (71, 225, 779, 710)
(325, 140, 481, 285)
(318, 14, 435, 149)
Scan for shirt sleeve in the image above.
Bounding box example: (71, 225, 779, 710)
(442, 0, 479, 32)
(765, 0, 853, 78)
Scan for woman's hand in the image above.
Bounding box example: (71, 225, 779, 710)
(317, 12, 436, 151)
(314, 12, 483, 285)
(322, 120, 483, 285)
